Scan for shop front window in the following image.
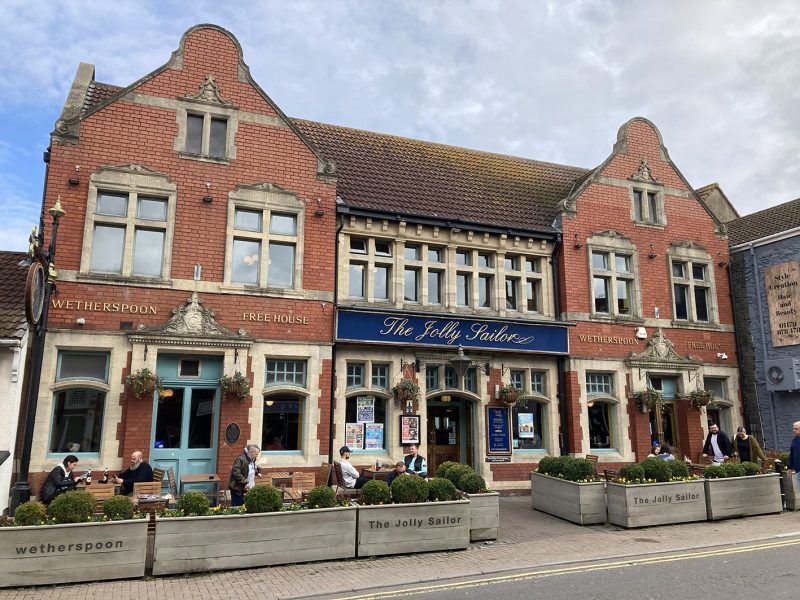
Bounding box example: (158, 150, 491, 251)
(344, 395, 387, 451)
(262, 397, 303, 451)
(512, 402, 546, 450)
(588, 402, 614, 449)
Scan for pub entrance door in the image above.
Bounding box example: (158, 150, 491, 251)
(150, 355, 221, 483)
(426, 397, 474, 476)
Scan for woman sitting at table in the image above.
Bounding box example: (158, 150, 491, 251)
(41, 455, 86, 504)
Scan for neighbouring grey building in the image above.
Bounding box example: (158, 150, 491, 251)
(729, 197, 800, 452)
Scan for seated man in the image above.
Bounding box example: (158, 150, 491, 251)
(386, 461, 407, 486)
(403, 444, 428, 477)
(114, 450, 154, 495)
(339, 446, 370, 489)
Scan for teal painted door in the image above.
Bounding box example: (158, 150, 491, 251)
(150, 356, 221, 484)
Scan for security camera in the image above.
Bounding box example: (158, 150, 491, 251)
(716, 352, 728, 360)
(635, 327, 647, 339)
(76, 317, 86, 326)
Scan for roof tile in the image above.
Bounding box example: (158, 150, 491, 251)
(728, 197, 800, 246)
(0, 251, 29, 339)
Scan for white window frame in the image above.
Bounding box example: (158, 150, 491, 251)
(174, 100, 239, 164)
(587, 233, 640, 319)
(630, 184, 665, 227)
(668, 244, 716, 324)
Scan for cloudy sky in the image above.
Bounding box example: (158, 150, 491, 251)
(1, 0, 798, 251)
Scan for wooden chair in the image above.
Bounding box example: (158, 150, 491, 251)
(133, 481, 162, 496)
(332, 461, 361, 499)
(85, 483, 116, 513)
(585, 454, 600, 478)
(292, 472, 316, 492)
(603, 469, 620, 482)
(320, 463, 333, 487)
(152, 467, 164, 488)
(167, 467, 178, 498)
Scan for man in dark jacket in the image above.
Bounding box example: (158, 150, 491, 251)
(41, 455, 84, 504)
(114, 450, 154, 495)
(790, 422, 800, 472)
(403, 444, 428, 477)
(702, 423, 732, 463)
(386, 461, 408, 486)
(228, 445, 262, 506)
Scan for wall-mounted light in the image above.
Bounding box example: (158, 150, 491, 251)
(717, 252, 728, 267)
(574, 233, 583, 249)
(648, 243, 657, 259)
(202, 182, 213, 203)
(265, 398, 274, 407)
(587, 400, 594, 408)
(314, 198, 325, 217)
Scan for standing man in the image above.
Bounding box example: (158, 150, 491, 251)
(732, 426, 767, 464)
(702, 423, 732, 464)
(789, 422, 800, 487)
(403, 444, 428, 477)
(114, 450, 154, 495)
(228, 444, 261, 507)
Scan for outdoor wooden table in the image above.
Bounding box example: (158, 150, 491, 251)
(134, 496, 168, 514)
(362, 468, 392, 482)
(269, 471, 292, 487)
(282, 488, 303, 502)
(179, 473, 221, 505)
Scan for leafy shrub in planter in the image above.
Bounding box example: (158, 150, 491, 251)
(48, 491, 96, 524)
(741, 461, 760, 476)
(103, 495, 135, 520)
(721, 462, 746, 478)
(459, 473, 487, 494)
(703, 465, 725, 479)
(561, 458, 596, 482)
(391, 474, 429, 503)
(177, 491, 210, 516)
(305, 485, 336, 509)
(641, 457, 671, 482)
(619, 463, 646, 482)
(443, 464, 474, 488)
(536, 456, 558, 476)
(436, 461, 459, 480)
(361, 480, 391, 505)
(427, 477, 458, 502)
(245, 485, 282, 513)
(14, 501, 46, 526)
(666, 460, 689, 479)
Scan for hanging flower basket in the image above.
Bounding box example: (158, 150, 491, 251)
(392, 379, 420, 408)
(633, 388, 663, 412)
(498, 384, 522, 407)
(220, 371, 250, 403)
(125, 368, 164, 400)
(688, 389, 713, 410)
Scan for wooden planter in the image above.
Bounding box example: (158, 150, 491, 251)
(0, 520, 148, 588)
(152, 506, 356, 575)
(607, 480, 707, 528)
(705, 473, 782, 520)
(531, 472, 606, 525)
(466, 491, 500, 541)
(356, 500, 470, 557)
(783, 472, 800, 510)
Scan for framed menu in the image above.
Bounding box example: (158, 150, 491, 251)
(399, 415, 420, 445)
(486, 405, 512, 455)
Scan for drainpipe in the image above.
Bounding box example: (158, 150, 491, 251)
(749, 245, 778, 449)
(551, 234, 569, 456)
(328, 214, 344, 464)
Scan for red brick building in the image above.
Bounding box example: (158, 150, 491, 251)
(24, 24, 739, 493)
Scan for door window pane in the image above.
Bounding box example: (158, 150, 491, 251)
(404, 268, 418, 301)
(349, 263, 365, 298)
(90, 225, 124, 273)
(186, 115, 203, 154)
(132, 228, 164, 277)
(96, 192, 128, 216)
(232, 239, 260, 284)
(270, 213, 296, 235)
(137, 197, 167, 221)
(263, 398, 303, 451)
(209, 118, 227, 157)
(235, 209, 262, 232)
(268, 242, 295, 287)
(188, 389, 215, 449)
(50, 389, 105, 453)
(154, 390, 183, 449)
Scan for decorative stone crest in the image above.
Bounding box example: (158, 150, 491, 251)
(630, 159, 660, 184)
(184, 74, 232, 105)
(138, 292, 243, 338)
(625, 328, 699, 370)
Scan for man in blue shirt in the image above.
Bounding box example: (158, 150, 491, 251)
(403, 444, 428, 477)
(789, 422, 800, 488)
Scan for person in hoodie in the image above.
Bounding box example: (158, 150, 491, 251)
(228, 445, 262, 506)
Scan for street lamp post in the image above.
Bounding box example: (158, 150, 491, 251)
(9, 198, 66, 514)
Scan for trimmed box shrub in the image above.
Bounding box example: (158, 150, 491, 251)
(305, 485, 336, 509)
(177, 491, 210, 516)
(619, 463, 646, 482)
(391, 474, 429, 503)
(13, 501, 46, 527)
(442, 464, 473, 488)
(48, 491, 95, 524)
(103, 495, 135, 520)
(458, 473, 486, 494)
(361, 480, 391, 505)
(428, 477, 458, 502)
(244, 485, 282, 513)
(666, 460, 689, 479)
(641, 457, 671, 482)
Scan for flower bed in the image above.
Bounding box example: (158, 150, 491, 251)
(0, 520, 148, 588)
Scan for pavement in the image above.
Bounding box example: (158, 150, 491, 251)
(2, 497, 800, 599)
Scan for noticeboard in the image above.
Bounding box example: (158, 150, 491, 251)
(486, 405, 512, 455)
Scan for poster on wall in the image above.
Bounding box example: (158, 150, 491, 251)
(345, 423, 364, 450)
(356, 396, 375, 423)
(518, 413, 535, 439)
(764, 261, 800, 348)
(399, 415, 420, 445)
(365, 423, 384, 449)
(486, 405, 512, 455)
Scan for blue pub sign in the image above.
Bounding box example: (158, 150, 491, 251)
(336, 309, 569, 354)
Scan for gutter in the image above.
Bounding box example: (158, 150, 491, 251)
(328, 214, 344, 464)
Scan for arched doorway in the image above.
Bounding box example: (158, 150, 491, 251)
(426, 395, 476, 475)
